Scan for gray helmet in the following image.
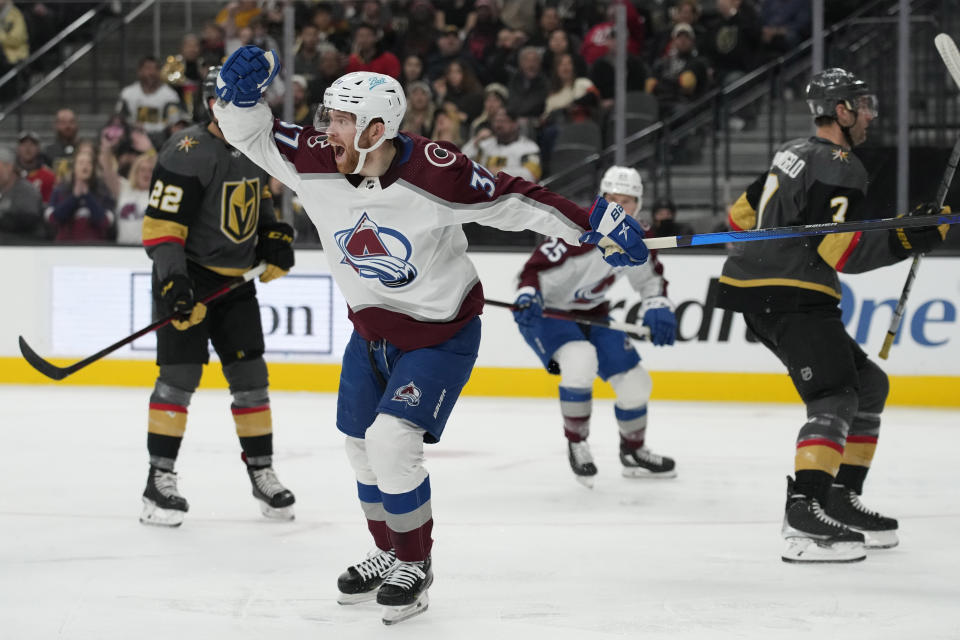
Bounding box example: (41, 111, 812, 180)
(201, 65, 221, 120)
(805, 67, 878, 119)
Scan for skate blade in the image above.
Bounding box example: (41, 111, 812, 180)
(862, 529, 899, 549)
(139, 498, 185, 527)
(574, 474, 596, 489)
(621, 467, 677, 479)
(258, 502, 295, 521)
(337, 590, 378, 605)
(381, 592, 429, 625)
(781, 537, 866, 563)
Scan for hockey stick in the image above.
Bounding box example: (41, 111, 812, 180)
(879, 33, 960, 359)
(18, 262, 268, 381)
(485, 298, 652, 338)
(640, 210, 960, 250)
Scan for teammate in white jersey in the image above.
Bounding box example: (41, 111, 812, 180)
(213, 45, 651, 625)
(513, 167, 678, 487)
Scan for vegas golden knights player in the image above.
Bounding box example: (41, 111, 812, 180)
(718, 68, 949, 563)
(139, 67, 297, 526)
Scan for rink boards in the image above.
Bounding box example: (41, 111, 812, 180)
(0, 246, 957, 406)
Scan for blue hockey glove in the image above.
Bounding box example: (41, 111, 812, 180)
(641, 297, 676, 346)
(578, 196, 649, 267)
(512, 287, 543, 327)
(216, 45, 280, 107)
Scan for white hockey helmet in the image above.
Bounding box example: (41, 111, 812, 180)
(319, 72, 406, 172)
(600, 165, 643, 201)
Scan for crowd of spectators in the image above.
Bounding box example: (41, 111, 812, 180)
(2, 0, 867, 246)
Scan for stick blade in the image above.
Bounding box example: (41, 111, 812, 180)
(18, 336, 70, 381)
(935, 33, 960, 89)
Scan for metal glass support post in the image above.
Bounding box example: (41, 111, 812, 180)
(711, 94, 719, 216)
(281, 2, 296, 225)
(813, 0, 824, 73)
(897, 0, 910, 214)
(614, 3, 626, 166)
(153, 1, 161, 59)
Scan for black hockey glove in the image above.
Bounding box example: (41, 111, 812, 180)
(159, 274, 207, 331)
(256, 222, 295, 283)
(889, 203, 951, 258)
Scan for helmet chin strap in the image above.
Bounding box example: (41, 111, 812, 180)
(838, 101, 859, 147)
(350, 125, 388, 174)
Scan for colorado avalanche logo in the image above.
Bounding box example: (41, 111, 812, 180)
(335, 213, 418, 287)
(392, 381, 422, 407)
(573, 275, 616, 303)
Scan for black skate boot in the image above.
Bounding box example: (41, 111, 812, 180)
(377, 556, 433, 625)
(620, 443, 677, 479)
(825, 484, 899, 549)
(336, 548, 397, 605)
(140, 465, 189, 527)
(568, 440, 597, 488)
(245, 459, 296, 520)
(782, 476, 865, 564)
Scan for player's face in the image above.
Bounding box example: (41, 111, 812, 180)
(605, 193, 639, 218)
(838, 95, 878, 146)
(323, 109, 360, 173)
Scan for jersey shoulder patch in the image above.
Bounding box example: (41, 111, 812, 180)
(157, 125, 219, 176)
(807, 142, 868, 190)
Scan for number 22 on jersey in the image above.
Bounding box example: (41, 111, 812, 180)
(148, 180, 184, 214)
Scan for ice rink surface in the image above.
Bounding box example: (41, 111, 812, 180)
(1, 385, 958, 639)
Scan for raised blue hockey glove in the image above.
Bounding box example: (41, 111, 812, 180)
(512, 287, 543, 328)
(216, 45, 280, 107)
(578, 196, 649, 267)
(641, 297, 676, 346)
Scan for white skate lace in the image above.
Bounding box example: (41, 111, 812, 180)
(846, 491, 883, 518)
(153, 470, 182, 498)
(569, 441, 594, 465)
(381, 561, 425, 589)
(810, 499, 849, 531)
(250, 467, 286, 497)
(354, 549, 397, 581)
(634, 447, 663, 465)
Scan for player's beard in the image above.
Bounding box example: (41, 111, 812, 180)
(335, 128, 375, 175)
(851, 122, 868, 146)
(336, 142, 361, 174)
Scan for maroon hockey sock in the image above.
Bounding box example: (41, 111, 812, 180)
(619, 433, 645, 451)
(563, 415, 589, 442)
(388, 519, 434, 562)
(367, 518, 392, 551)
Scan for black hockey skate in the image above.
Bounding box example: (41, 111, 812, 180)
(337, 548, 397, 605)
(781, 477, 865, 564)
(140, 465, 189, 527)
(377, 556, 433, 625)
(825, 484, 899, 549)
(620, 443, 677, 479)
(246, 464, 296, 520)
(568, 440, 597, 488)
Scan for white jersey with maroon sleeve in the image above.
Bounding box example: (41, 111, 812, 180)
(517, 236, 668, 315)
(214, 101, 592, 350)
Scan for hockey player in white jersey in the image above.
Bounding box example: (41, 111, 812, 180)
(513, 166, 678, 488)
(212, 46, 652, 625)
